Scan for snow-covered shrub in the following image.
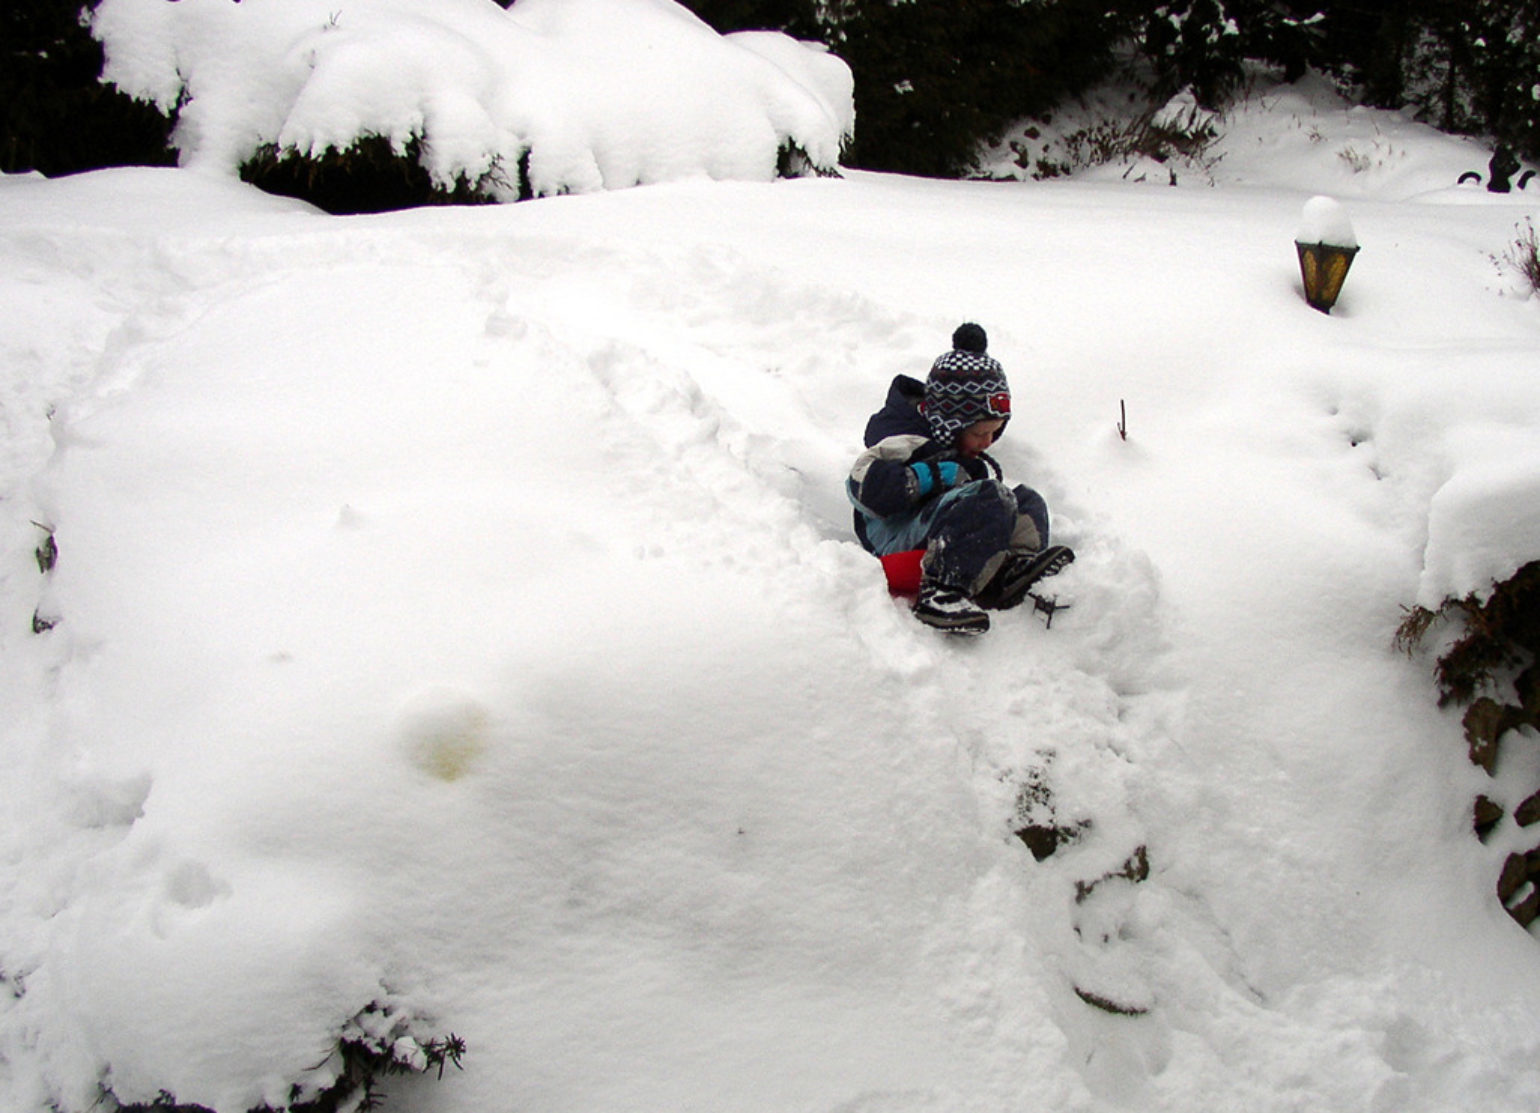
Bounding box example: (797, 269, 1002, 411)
(110, 1000, 465, 1113)
(88, 0, 852, 212)
(991, 87, 1220, 183)
(298, 1001, 466, 1113)
(1397, 560, 1540, 713)
(241, 135, 506, 215)
(1138, 88, 1222, 163)
(1398, 561, 1540, 927)
(1502, 217, 1540, 298)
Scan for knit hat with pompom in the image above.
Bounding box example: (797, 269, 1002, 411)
(922, 323, 1011, 447)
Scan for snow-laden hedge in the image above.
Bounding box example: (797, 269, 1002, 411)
(90, 0, 853, 200)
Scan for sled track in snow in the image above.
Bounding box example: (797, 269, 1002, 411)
(468, 233, 1300, 1101)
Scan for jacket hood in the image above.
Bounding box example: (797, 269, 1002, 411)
(863, 374, 928, 447)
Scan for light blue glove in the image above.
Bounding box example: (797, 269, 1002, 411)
(911, 460, 962, 496)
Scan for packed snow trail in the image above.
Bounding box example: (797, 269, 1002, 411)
(3, 168, 1540, 1113)
(10, 244, 1180, 1110)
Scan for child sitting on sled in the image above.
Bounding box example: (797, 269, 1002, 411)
(847, 322, 1073, 635)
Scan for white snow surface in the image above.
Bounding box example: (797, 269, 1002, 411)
(5, 72, 1540, 1113)
(89, 0, 852, 196)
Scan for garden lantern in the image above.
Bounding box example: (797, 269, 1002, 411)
(1294, 196, 1359, 314)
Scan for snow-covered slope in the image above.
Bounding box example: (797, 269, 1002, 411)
(982, 72, 1503, 199)
(3, 79, 1540, 1112)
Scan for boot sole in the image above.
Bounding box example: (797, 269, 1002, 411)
(913, 610, 991, 635)
(988, 546, 1075, 610)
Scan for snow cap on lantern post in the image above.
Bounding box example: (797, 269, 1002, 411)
(1294, 195, 1359, 313)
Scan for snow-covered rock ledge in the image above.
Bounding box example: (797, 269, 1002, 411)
(1401, 551, 1540, 931)
(90, 0, 854, 200)
(1418, 435, 1540, 611)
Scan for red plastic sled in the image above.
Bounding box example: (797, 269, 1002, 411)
(879, 548, 926, 596)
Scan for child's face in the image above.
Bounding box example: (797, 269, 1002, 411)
(956, 418, 1005, 458)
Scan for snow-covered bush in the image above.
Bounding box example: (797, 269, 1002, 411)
(89, 0, 853, 211)
(1399, 562, 1540, 712)
(1503, 217, 1540, 298)
(983, 84, 1223, 183)
(1399, 561, 1540, 927)
(107, 1000, 463, 1113)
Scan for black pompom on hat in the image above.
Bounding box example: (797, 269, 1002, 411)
(923, 322, 1010, 447)
(952, 322, 988, 353)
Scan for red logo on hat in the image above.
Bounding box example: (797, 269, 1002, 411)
(989, 392, 1011, 415)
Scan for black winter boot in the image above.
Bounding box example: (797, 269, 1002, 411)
(913, 581, 990, 635)
(976, 545, 1075, 610)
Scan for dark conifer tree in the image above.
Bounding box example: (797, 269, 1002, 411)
(1461, 0, 1540, 168)
(673, 0, 820, 36)
(685, 0, 1122, 176)
(1121, 0, 1327, 107)
(2, 0, 174, 175)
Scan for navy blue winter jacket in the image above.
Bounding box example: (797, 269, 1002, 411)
(848, 374, 1002, 552)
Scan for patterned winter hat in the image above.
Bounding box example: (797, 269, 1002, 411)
(923, 323, 1011, 447)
